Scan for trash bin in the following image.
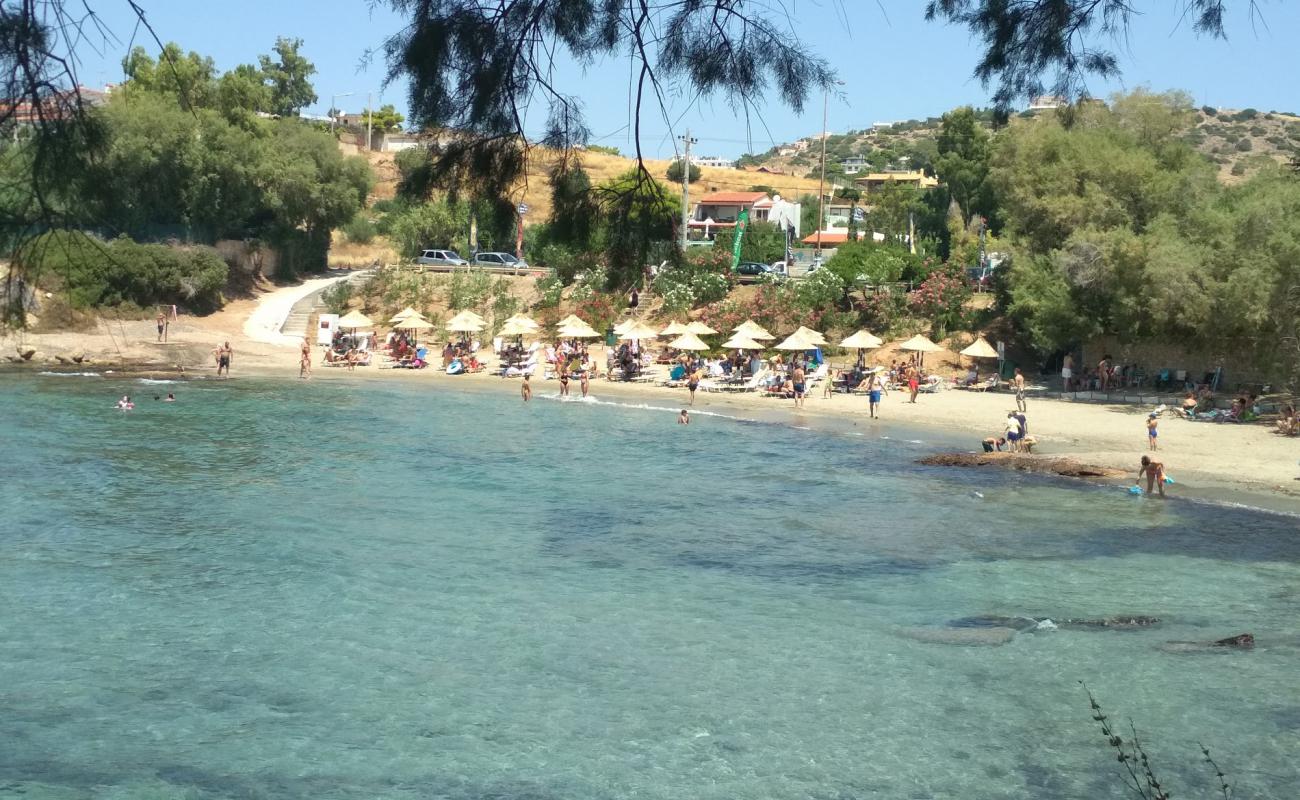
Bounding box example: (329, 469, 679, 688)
(605, 326, 616, 347)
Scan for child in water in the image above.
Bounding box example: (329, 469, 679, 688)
(678, 409, 690, 425)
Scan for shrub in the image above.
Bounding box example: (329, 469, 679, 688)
(660, 282, 695, 314)
(343, 214, 377, 244)
(1230, 161, 1247, 176)
(908, 265, 970, 339)
(1235, 138, 1253, 152)
(322, 282, 353, 314)
(535, 275, 564, 308)
(1200, 105, 1217, 116)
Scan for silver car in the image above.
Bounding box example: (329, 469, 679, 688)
(472, 251, 529, 271)
(417, 249, 469, 267)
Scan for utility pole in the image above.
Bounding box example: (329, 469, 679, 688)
(364, 91, 374, 152)
(816, 80, 845, 261)
(679, 129, 697, 249)
(329, 91, 354, 135)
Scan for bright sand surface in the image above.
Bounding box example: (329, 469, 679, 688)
(5, 277, 1299, 506)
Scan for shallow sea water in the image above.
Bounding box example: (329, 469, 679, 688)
(2, 374, 1298, 799)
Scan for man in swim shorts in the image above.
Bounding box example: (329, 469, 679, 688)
(792, 364, 806, 409)
(214, 342, 232, 377)
(1013, 368, 1027, 412)
(867, 370, 883, 419)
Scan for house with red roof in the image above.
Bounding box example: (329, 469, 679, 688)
(686, 191, 801, 242)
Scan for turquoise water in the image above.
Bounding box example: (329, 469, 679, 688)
(2, 374, 1298, 800)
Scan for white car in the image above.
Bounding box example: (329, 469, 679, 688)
(472, 252, 529, 270)
(416, 249, 468, 267)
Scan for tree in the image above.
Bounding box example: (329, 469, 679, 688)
(934, 106, 994, 226)
(713, 221, 785, 265)
(926, 1, 1239, 111)
(258, 37, 317, 117)
(217, 63, 272, 122)
(593, 168, 680, 286)
(375, 0, 832, 226)
(120, 43, 218, 110)
(838, 187, 862, 242)
(387, 200, 467, 256)
(546, 161, 598, 248)
(666, 159, 701, 184)
(365, 104, 405, 133)
(866, 183, 922, 245)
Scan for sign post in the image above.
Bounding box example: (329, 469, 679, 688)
(515, 203, 529, 260)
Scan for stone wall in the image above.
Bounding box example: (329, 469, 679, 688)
(214, 240, 278, 279)
(1081, 336, 1277, 389)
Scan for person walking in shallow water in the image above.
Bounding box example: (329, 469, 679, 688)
(580, 371, 590, 398)
(214, 342, 232, 377)
(1137, 455, 1165, 497)
(299, 337, 312, 379)
(521, 374, 532, 402)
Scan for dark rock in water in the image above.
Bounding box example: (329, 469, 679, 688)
(1158, 633, 1255, 654)
(898, 626, 1018, 647)
(1056, 615, 1161, 630)
(948, 615, 1041, 632)
(917, 451, 1126, 479)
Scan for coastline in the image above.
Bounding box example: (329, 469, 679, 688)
(17, 354, 1300, 517)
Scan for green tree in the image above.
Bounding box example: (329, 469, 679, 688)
(934, 106, 994, 227)
(120, 43, 218, 110)
(217, 63, 272, 122)
(387, 200, 466, 256)
(838, 187, 862, 242)
(365, 104, 406, 133)
(546, 161, 598, 248)
(866, 183, 922, 245)
(666, 159, 701, 184)
(713, 221, 785, 264)
(594, 168, 680, 286)
(258, 37, 317, 117)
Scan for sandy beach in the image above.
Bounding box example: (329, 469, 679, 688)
(6, 279, 1299, 509)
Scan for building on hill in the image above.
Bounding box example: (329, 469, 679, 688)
(2, 85, 111, 135)
(687, 191, 801, 242)
(801, 230, 867, 246)
(840, 156, 870, 175)
(1027, 95, 1066, 112)
(690, 155, 735, 169)
(853, 170, 939, 194)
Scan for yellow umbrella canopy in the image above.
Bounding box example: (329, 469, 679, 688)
(447, 310, 486, 328)
(393, 316, 435, 330)
(557, 321, 601, 339)
(498, 320, 534, 338)
(898, 334, 943, 353)
(721, 333, 765, 350)
(389, 306, 421, 323)
(557, 313, 588, 328)
(794, 325, 828, 346)
(684, 320, 718, 335)
(618, 321, 660, 341)
(667, 332, 710, 351)
(446, 318, 485, 333)
(733, 320, 775, 340)
(960, 337, 1000, 359)
(659, 321, 690, 336)
(337, 310, 374, 329)
(839, 329, 883, 349)
(774, 330, 819, 351)
(505, 313, 541, 331)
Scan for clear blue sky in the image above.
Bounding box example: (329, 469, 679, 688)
(76, 1, 1300, 159)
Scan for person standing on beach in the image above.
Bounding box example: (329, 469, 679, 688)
(558, 364, 570, 397)
(1147, 412, 1159, 451)
(1136, 455, 1165, 497)
(907, 366, 920, 403)
(1004, 411, 1021, 452)
(1099, 354, 1112, 392)
(299, 337, 312, 379)
(1061, 353, 1074, 392)
(1013, 368, 1027, 412)
(215, 342, 232, 377)
(867, 370, 883, 419)
(687, 367, 700, 406)
(521, 374, 532, 402)
(156, 311, 167, 343)
(580, 370, 590, 398)
(792, 364, 806, 409)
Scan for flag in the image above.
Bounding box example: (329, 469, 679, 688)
(730, 208, 749, 268)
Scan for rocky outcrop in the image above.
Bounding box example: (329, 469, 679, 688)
(918, 452, 1126, 479)
(1158, 633, 1255, 654)
(897, 626, 1019, 647)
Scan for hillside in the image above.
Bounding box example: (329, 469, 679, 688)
(360, 147, 827, 222)
(741, 105, 1300, 187)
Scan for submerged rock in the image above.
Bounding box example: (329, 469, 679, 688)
(948, 615, 1041, 632)
(1055, 615, 1161, 630)
(1158, 633, 1255, 654)
(917, 452, 1126, 479)
(898, 626, 1018, 647)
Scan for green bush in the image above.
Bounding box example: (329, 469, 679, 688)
(343, 214, 377, 244)
(18, 231, 228, 312)
(322, 282, 353, 314)
(1235, 138, 1253, 152)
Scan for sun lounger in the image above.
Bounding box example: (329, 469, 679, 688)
(703, 369, 768, 393)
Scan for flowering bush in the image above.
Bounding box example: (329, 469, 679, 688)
(660, 283, 696, 314)
(909, 265, 971, 338)
(691, 271, 730, 304)
(575, 292, 619, 334)
(794, 268, 846, 311)
(535, 275, 565, 308)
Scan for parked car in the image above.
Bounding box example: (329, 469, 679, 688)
(416, 249, 468, 267)
(734, 261, 772, 282)
(472, 251, 529, 270)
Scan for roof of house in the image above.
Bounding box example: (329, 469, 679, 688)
(697, 191, 768, 205)
(853, 170, 939, 189)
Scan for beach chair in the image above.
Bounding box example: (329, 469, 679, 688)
(972, 375, 1000, 392)
(704, 369, 768, 393)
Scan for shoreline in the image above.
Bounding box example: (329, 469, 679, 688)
(17, 356, 1300, 517)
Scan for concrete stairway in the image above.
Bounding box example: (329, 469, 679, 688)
(278, 270, 371, 339)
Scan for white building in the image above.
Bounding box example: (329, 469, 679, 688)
(690, 155, 735, 169)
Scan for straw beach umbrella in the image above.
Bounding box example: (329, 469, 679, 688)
(960, 337, 999, 360)
(659, 321, 690, 336)
(618, 321, 660, 341)
(505, 313, 540, 331)
(389, 307, 421, 324)
(722, 333, 765, 351)
(839, 329, 883, 350)
(685, 321, 718, 335)
(557, 320, 601, 339)
(899, 333, 943, 367)
(733, 319, 775, 340)
(393, 315, 434, 346)
(558, 313, 588, 328)
(794, 325, 828, 346)
(667, 332, 710, 351)
(338, 310, 373, 329)
(775, 329, 819, 351)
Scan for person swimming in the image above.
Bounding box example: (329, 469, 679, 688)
(115, 395, 134, 411)
(678, 409, 690, 425)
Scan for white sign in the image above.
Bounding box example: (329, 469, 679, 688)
(517, 203, 530, 215)
(318, 314, 339, 347)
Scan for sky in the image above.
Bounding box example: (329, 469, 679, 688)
(70, 1, 1300, 159)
